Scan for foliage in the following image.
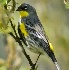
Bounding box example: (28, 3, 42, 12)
(0, 0, 16, 34)
(0, 0, 68, 70)
(64, 0, 69, 9)
(0, 0, 39, 70)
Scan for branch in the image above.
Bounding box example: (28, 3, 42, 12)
(9, 23, 35, 69)
(4, 0, 40, 69)
(34, 53, 41, 66)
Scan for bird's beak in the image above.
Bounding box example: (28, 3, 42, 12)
(16, 6, 21, 11)
(16, 8, 19, 11)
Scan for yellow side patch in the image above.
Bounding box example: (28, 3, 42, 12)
(20, 11, 29, 17)
(49, 42, 54, 51)
(20, 23, 28, 36)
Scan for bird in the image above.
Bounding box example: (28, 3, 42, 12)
(16, 3, 60, 70)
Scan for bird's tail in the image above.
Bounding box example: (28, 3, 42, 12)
(46, 48, 60, 70)
(46, 43, 60, 70)
(54, 62, 60, 70)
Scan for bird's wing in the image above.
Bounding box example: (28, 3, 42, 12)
(25, 23, 58, 63)
(34, 23, 49, 43)
(24, 22, 49, 45)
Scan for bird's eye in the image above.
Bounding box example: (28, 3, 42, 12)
(23, 5, 28, 10)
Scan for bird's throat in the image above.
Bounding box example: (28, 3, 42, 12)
(19, 11, 29, 17)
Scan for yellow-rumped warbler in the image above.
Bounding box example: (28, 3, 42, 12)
(16, 3, 60, 70)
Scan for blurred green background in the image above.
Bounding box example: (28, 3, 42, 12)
(0, 0, 69, 70)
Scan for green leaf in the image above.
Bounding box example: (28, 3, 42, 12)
(0, 66, 6, 70)
(64, 0, 69, 9)
(6, 0, 11, 4)
(0, 0, 7, 5)
(65, 3, 69, 9)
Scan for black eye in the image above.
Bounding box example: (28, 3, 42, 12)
(23, 5, 28, 10)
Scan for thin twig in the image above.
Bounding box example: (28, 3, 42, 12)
(9, 23, 35, 69)
(4, 1, 40, 69)
(34, 53, 41, 66)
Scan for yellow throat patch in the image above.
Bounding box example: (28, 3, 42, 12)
(20, 23, 28, 37)
(20, 11, 29, 17)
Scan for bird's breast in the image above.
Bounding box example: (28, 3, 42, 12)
(19, 22, 28, 37)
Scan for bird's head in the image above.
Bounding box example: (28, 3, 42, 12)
(16, 3, 36, 17)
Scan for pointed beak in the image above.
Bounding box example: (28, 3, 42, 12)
(16, 6, 22, 11)
(16, 8, 19, 11)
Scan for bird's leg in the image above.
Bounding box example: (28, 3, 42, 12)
(30, 53, 41, 70)
(34, 53, 41, 66)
